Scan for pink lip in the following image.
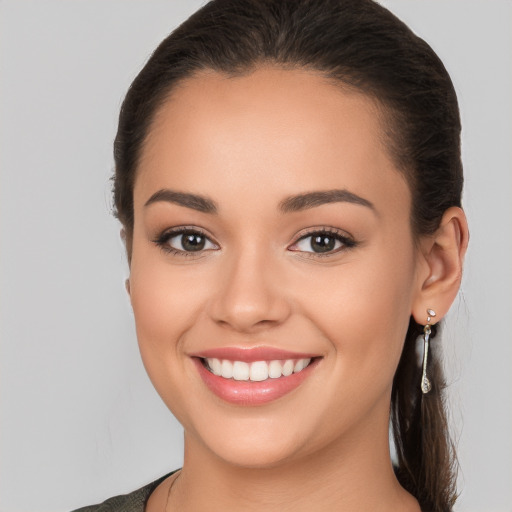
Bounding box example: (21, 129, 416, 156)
(190, 346, 320, 362)
(192, 353, 320, 406)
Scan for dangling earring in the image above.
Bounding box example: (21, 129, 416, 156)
(421, 308, 436, 394)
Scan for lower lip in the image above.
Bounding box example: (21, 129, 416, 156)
(193, 358, 319, 406)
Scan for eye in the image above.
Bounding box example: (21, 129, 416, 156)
(289, 229, 356, 255)
(153, 228, 218, 255)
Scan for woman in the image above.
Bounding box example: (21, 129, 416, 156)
(74, 0, 468, 510)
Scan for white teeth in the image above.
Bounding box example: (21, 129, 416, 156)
(205, 357, 312, 382)
(210, 358, 222, 376)
(249, 361, 269, 381)
(233, 361, 250, 381)
(221, 359, 233, 379)
(282, 359, 294, 376)
(268, 360, 282, 379)
(294, 359, 305, 372)
(294, 358, 311, 372)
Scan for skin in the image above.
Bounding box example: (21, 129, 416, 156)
(126, 67, 468, 511)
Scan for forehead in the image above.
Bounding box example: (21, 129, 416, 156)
(135, 66, 409, 214)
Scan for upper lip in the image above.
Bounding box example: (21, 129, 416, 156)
(190, 346, 321, 363)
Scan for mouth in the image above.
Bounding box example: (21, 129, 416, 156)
(191, 348, 321, 406)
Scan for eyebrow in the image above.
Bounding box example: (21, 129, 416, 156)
(144, 189, 218, 214)
(279, 189, 376, 214)
(144, 187, 375, 215)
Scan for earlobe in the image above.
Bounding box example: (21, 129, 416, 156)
(412, 207, 469, 324)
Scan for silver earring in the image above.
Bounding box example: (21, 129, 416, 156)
(421, 308, 436, 394)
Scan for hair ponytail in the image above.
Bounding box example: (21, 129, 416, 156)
(392, 319, 458, 511)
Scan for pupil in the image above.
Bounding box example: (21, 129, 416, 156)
(311, 235, 335, 253)
(182, 233, 205, 251)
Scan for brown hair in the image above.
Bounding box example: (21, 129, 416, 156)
(113, 1, 462, 510)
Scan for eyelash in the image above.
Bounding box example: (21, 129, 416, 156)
(152, 227, 216, 257)
(152, 226, 357, 258)
(290, 227, 357, 258)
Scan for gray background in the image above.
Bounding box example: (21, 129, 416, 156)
(1, 1, 511, 511)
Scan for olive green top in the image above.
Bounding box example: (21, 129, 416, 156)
(72, 469, 435, 511)
(71, 471, 177, 512)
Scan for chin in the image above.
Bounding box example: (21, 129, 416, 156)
(183, 406, 326, 470)
(204, 432, 306, 469)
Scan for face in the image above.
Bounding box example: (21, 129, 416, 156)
(129, 67, 422, 468)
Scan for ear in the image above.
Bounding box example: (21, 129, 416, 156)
(412, 207, 469, 325)
(125, 278, 131, 296)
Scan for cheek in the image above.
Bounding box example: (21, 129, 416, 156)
(128, 248, 207, 364)
(298, 241, 417, 386)
(128, 253, 212, 424)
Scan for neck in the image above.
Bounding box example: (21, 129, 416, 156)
(167, 416, 419, 512)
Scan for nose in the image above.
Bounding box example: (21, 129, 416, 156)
(209, 248, 291, 333)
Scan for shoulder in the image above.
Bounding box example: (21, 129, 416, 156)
(71, 471, 178, 512)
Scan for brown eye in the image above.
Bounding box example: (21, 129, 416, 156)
(155, 228, 218, 254)
(310, 235, 336, 253)
(293, 233, 343, 254)
(289, 230, 356, 255)
(179, 233, 206, 251)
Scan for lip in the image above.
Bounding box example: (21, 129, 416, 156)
(190, 346, 320, 362)
(191, 348, 321, 406)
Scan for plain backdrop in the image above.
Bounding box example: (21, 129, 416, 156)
(1, 1, 511, 511)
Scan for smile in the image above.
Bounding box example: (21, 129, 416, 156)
(191, 347, 321, 406)
(204, 357, 312, 381)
